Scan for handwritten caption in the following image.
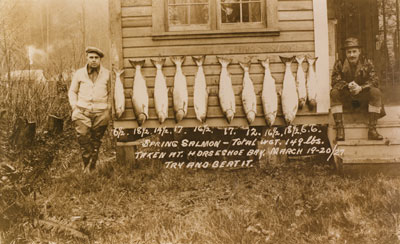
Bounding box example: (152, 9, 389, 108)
(114, 124, 343, 168)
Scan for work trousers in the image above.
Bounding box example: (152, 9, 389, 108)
(72, 107, 110, 167)
(330, 86, 382, 114)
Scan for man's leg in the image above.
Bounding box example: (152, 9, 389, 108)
(367, 87, 383, 140)
(74, 120, 92, 170)
(330, 88, 347, 141)
(72, 108, 94, 171)
(89, 109, 110, 170)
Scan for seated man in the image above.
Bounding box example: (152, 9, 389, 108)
(331, 37, 384, 141)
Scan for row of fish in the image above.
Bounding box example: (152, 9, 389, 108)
(113, 55, 318, 126)
(281, 56, 318, 125)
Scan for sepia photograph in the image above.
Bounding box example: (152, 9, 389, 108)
(1, 0, 400, 243)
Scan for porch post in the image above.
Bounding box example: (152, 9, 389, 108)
(313, 0, 330, 113)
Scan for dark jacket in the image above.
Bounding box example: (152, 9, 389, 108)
(331, 56, 380, 90)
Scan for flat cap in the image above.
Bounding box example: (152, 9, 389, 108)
(343, 37, 361, 49)
(85, 46, 104, 58)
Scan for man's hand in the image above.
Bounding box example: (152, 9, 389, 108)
(348, 81, 362, 95)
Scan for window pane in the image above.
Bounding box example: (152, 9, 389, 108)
(246, 2, 261, 22)
(221, 3, 241, 23)
(190, 4, 209, 24)
(168, 6, 189, 25)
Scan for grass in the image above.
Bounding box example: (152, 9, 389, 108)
(3, 143, 400, 244)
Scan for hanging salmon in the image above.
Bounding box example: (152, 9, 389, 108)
(192, 55, 208, 123)
(113, 69, 125, 119)
(217, 56, 236, 124)
(151, 57, 169, 124)
(239, 60, 257, 124)
(129, 59, 149, 126)
(306, 56, 318, 110)
(280, 56, 298, 125)
(296, 56, 307, 109)
(171, 56, 188, 122)
(260, 58, 278, 127)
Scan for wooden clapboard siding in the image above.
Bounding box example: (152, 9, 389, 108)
(116, 0, 319, 127)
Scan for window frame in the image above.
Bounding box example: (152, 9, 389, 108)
(152, 0, 279, 40)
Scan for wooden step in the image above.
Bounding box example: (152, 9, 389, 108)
(336, 139, 400, 158)
(337, 156, 400, 176)
(334, 122, 400, 140)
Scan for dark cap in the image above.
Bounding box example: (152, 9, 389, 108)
(343, 37, 362, 49)
(85, 46, 104, 58)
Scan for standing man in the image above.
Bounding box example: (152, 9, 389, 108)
(68, 47, 111, 172)
(331, 37, 384, 141)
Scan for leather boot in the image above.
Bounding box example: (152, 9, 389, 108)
(333, 113, 345, 141)
(368, 112, 383, 140)
(89, 126, 107, 171)
(77, 135, 93, 171)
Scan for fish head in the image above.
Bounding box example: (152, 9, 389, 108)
(308, 99, 316, 110)
(225, 109, 234, 124)
(137, 113, 147, 126)
(175, 109, 185, 122)
(246, 111, 256, 124)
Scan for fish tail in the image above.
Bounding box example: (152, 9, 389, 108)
(295, 56, 305, 64)
(113, 68, 125, 76)
(279, 56, 295, 64)
(171, 56, 185, 65)
(192, 55, 205, 66)
(151, 57, 166, 68)
(239, 60, 251, 71)
(128, 59, 145, 68)
(217, 56, 232, 67)
(306, 56, 317, 65)
(260, 58, 270, 68)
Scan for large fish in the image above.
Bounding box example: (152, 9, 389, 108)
(192, 55, 208, 123)
(171, 56, 188, 122)
(260, 58, 278, 127)
(280, 56, 298, 125)
(151, 57, 168, 124)
(306, 56, 318, 110)
(239, 60, 257, 124)
(296, 56, 307, 109)
(217, 57, 236, 124)
(129, 59, 149, 126)
(113, 68, 125, 119)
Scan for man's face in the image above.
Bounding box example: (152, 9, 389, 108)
(86, 53, 101, 68)
(345, 47, 361, 65)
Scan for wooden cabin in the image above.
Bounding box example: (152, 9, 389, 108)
(109, 0, 400, 173)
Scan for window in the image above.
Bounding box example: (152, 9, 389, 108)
(152, 0, 278, 39)
(167, 0, 210, 31)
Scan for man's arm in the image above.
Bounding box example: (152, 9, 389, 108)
(361, 59, 380, 90)
(68, 71, 79, 111)
(331, 60, 348, 90)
